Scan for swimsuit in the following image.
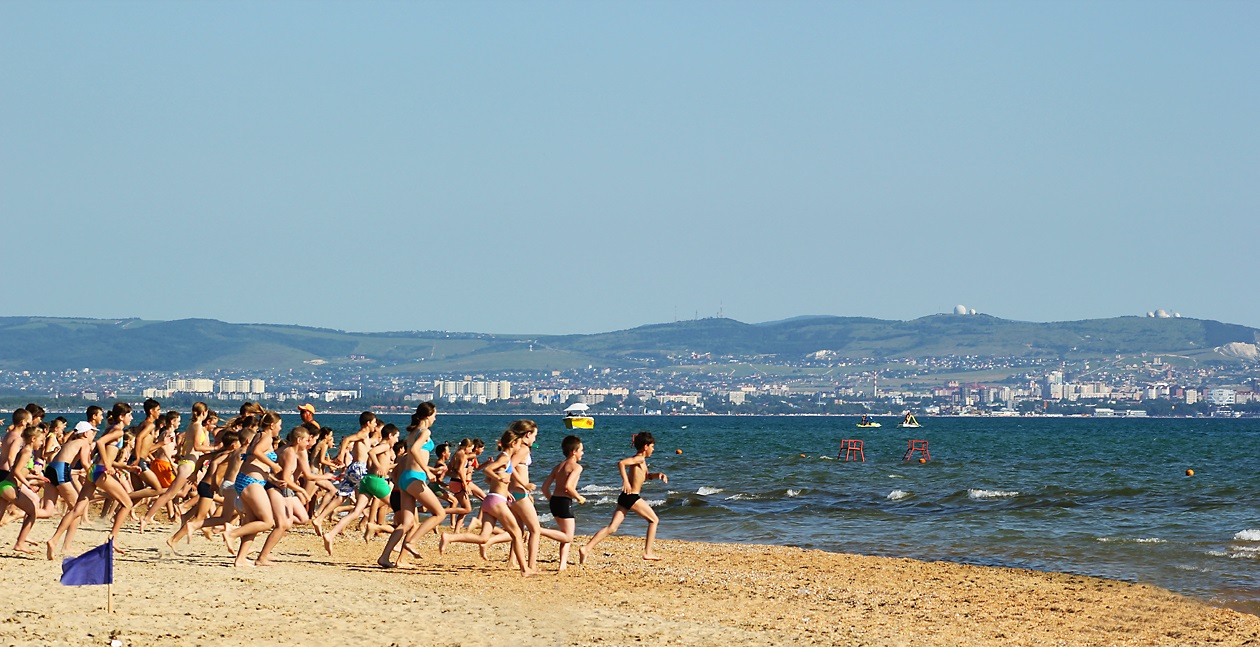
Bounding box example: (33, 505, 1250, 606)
(549, 495, 575, 519)
(234, 472, 266, 495)
(448, 478, 465, 495)
(358, 474, 392, 500)
(89, 464, 108, 483)
(338, 461, 366, 498)
(483, 492, 509, 512)
(196, 481, 216, 499)
(510, 491, 529, 502)
(398, 469, 428, 493)
(44, 461, 72, 486)
(616, 492, 641, 510)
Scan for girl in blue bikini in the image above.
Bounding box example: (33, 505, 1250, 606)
(46, 402, 138, 558)
(226, 411, 284, 567)
(377, 402, 447, 568)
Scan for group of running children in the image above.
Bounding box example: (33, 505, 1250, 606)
(0, 400, 668, 575)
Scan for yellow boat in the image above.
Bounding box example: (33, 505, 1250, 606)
(563, 403, 595, 429)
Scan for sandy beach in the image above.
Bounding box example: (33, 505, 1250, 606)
(1, 519, 1257, 646)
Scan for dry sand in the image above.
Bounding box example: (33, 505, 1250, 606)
(2, 519, 1258, 646)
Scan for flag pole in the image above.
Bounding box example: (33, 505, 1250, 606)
(107, 582, 112, 614)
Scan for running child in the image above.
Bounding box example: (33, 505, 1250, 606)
(579, 431, 668, 564)
(540, 434, 587, 571)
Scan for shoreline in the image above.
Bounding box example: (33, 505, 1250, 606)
(4, 522, 1258, 646)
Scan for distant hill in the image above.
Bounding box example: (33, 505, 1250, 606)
(0, 314, 1255, 373)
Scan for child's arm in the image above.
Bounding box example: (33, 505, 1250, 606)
(540, 463, 560, 499)
(562, 464, 587, 504)
(617, 456, 642, 492)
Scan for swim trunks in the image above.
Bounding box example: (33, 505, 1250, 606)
(358, 474, 391, 500)
(389, 487, 402, 512)
(151, 459, 175, 488)
(549, 495, 575, 519)
(196, 481, 216, 499)
(338, 461, 366, 498)
(44, 462, 72, 486)
(616, 492, 641, 510)
(448, 478, 465, 495)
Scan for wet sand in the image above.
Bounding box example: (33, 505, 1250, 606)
(2, 519, 1258, 646)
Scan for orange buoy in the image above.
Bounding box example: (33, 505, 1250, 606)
(799, 453, 806, 458)
(676, 449, 683, 455)
(1186, 469, 1194, 477)
(919, 458, 927, 464)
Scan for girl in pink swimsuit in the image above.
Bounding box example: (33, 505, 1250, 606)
(438, 426, 535, 576)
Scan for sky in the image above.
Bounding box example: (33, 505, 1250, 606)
(1, 2, 1256, 335)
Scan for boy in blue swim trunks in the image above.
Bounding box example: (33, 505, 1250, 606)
(579, 431, 667, 565)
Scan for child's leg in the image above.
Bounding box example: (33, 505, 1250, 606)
(630, 499, 662, 560)
(555, 517, 576, 571)
(254, 491, 293, 566)
(579, 508, 628, 564)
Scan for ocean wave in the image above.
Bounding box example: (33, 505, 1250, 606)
(786, 489, 802, 497)
(725, 493, 759, 501)
(1096, 537, 1166, 544)
(1234, 529, 1260, 542)
(645, 499, 666, 506)
(537, 513, 553, 523)
(582, 484, 620, 493)
(887, 474, 904, 479)
(818, 456, 836, 461)
(968, 489, 1019, 499)
(887, 490, 911, 501)
(697, 486, 724, 496)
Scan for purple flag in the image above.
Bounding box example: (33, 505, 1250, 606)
(60, 540, 113, 586)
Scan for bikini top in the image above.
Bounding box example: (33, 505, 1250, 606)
(266, 451, 279, 462)
(421, 439, 435, 453)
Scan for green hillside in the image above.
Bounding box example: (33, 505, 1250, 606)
(0, 314, 1254, 373)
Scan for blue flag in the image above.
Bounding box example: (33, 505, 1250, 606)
(60, 540, 113, 586)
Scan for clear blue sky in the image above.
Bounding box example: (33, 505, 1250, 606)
(2, 2, 1256, 334)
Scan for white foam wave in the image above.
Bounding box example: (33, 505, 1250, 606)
(818, 456, 836, 461)
(582, 484, 620, 493)
(786, 489, 802, 497)
(645, 499, 666, 506)
(537, 513, 554, 524)
(724, 493, 758, 501)
(887, 490, 911, 501)
(696, 486, 724, 496)
(1096, 537, 1165, 544)
(1205, 550, 1229, 557)
(1234, 529, 1260, 541)
(887, 474, 904, 479)
(968, 489, 1019, 499)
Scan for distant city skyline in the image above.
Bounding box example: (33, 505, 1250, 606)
(2, 2, 1256, 335)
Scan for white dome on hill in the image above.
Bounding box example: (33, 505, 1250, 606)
(953, 305, 967, 315)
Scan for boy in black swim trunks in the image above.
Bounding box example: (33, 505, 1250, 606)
(541, 435, 587, 571)
(579, 431, 667, 564)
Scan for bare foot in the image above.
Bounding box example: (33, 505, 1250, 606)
(112, 543, 127, 555)
(312, 521, 324, 537)
(165, 537, 182, 555)
(642, 553, 663, 561)
(521, 568, 539, 578)
(13, 544, 35, 555)
(578, 546, 589, 565)
(234, 557, 254, 568)
(376, 557, 395, 569)
(402, 543, 423, 559)
(437, 533, 448, 555)
(255, 559, 275, 567)
(479, 543, 489, 561)
(138, 518, 148, 533)
(322, 534, 335, 557)
(45, 541, 56, 561)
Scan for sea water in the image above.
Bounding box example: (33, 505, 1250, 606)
(314, 413, 1260, 614)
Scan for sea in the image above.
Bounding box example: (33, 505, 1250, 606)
(311, 413, 1260, 615)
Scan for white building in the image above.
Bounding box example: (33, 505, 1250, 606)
(167, 379, 215, 393)
(1208, 389, 1236, 406)
(219, 379, 266, 395)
